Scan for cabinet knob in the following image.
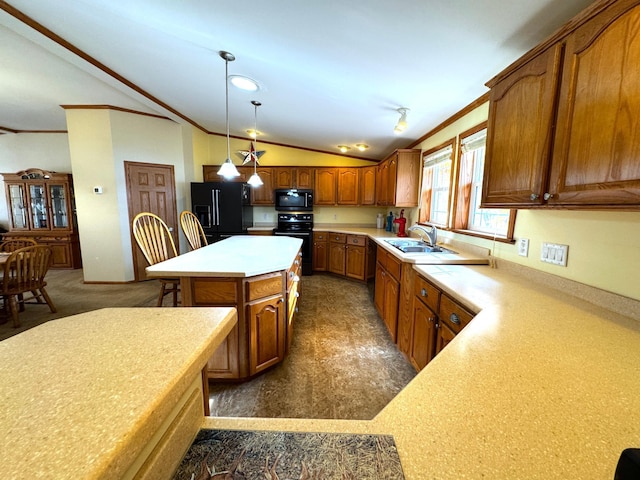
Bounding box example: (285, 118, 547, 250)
(293, 275, 300, 282)
(295, 291, 300, 298)
(530, 193, 540, 201)
(294, 260, 300, 265)
(421, 288, 427, 297)
(450, 313, 461, 325)
(543, 192, 554, 200)
(428, 315, 434, 323)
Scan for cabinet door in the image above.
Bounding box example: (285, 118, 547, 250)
(345, 245, 366, 280)
(314, 168, 337, 205)
(28, 184, 50, 229)
(374, 263, 386, 316)
(328, 242, 346, 275)
(48, 183, 70, 229)
(376, 161, 389, 206)
(395, 150, 421, 207)
(435, 321, 456, 356)
(359, 166, 377, 206)
(549, 3, 640, 206)
(248, 295, 285, 375)
(383, 273, 400, 342)
(397, 263, 415, 357)
(483, 44, 563, 207)
(385, 155, 398, 205)
(336, 168, 359, 205)
(312, 240, 328, 272)
(274, 168, 294, 189)
(6, 184, 29, 230)
(295, 167, 314, 189)
(250, 168, 275, 205)
(410, 299, 437, 371)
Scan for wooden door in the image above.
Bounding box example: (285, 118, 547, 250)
(376, 161, 389, 205)
(250, 168, 275, 204)
(410, 300, 437, 371)
(383, 274, 400, 342)
(295, 167, 314, 189)
(435, 321, 456, 356)
(374, 263, 386, 316)
(482, 44, 562, 207)
(314, 168, 337, 205)
(549, 2, 640, 206)
(312, 238, 328, 272)
(249, 295, 285, 375)
(274, 168, 294, 189)
(125, 161, 178, 281)
(345, 245, 365, 280)
(360, 166, 377, 205)
(328, 242, 346, 275)
(337, 168, 359, 205)
(397, 263, 415, 357)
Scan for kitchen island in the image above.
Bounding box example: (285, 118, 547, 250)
(0, 306, 236, 479)
(146, 236, 303, 380)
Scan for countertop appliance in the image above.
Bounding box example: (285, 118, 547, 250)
(274, 188, 313, 212)
(273, 212, 313, 275)
(191, 182, 253, 243)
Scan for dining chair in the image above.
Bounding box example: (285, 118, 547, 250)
(0, 237, 38, 252)
(1, 245, 56, 328)
(179, 210, 208, 251)
(131, 212, 180, 307)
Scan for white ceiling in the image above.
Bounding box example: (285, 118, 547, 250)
(0, 0, 596, 161)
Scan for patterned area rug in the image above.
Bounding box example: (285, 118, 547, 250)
(173, 429, 405, 479)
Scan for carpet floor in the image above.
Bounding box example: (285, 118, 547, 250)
(1, 270, 417, 420)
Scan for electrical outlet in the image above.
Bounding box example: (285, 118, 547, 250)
(517, 238, 529, 257)
(541, 242, 568, 266)
(333, 214, 337, 220)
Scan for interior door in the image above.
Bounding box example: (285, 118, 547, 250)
(125, 161, 178, 281)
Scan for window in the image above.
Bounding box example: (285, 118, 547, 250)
(418, 122, 515, 241)
(419, 140, 454, 227)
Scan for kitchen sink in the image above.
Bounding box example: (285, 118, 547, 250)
(384, 238, 457, 254)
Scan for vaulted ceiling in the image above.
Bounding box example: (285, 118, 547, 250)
(0, 0, 596, 160)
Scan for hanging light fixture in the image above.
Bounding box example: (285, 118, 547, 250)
(394, 107, 410, 134)
(247, 100, 264, 187)
(217, 51, 240, 179)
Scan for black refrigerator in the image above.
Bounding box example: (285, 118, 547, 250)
(190, 182, 253, 243)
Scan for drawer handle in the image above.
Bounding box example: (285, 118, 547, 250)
(335, 236, 340, 241)
(530, 193, 540, 201)
(450, 313, 461, 325)
(421, 288, 427, 297)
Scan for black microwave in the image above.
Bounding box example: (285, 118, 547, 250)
(274, 188, 314, 211)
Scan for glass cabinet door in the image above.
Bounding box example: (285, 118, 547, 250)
(49, 184, 68, 228)
(8, 184, 28, 229)
(29, 184, 48, 229)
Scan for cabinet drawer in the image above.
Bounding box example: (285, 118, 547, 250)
(385, 252, 402, 281)
(329, 233, 347, 243)
(439, 293, 474, 334)
(313, 232, 328, 242)
(346, 234, 366, 247)
(245, 272, 284, 301)
(414, 275, 441, 313)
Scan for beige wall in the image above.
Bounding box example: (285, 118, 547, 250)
(415, 102, 640, 302)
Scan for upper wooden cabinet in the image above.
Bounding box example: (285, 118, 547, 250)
(376, 149, 421, 207)
(273, 167, 315, 189)
(336, 168, 359, 205)
(314, 168, 337, 205)
(484, 0, 640, 208)
(359, 165, 377, 205)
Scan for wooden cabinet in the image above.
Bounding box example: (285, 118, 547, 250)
(376, 149, 421, 207)
(314, 168, 337, 205)
(2, 168, 81, 269)
(344, 234, 367, 280)
(411, 294, 438, 371)
(285, 250, 302, 353)
(312, 231, 328, 272)
(248, 293, 285, 374)
(336, 168, 359, 205)
(396, 262, 416, 358)
(484, 0, 640, 208)
(359, 165, 377, 205)
(374, 246, 401, 342)
(248, 168, 275, 205)
(274, 167, 315, 189)
(328, 232, 346, 275)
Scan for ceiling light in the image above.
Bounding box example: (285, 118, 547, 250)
(229, 75, 260, 92)
(394, 107, 410, 134)
(247, 100, 264, 187)
(217, 51, 240, 179)
(355, 144, 369, 151)
(246, 129, 261, 139)
(338, 145, 351, 153)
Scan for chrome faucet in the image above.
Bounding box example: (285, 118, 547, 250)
(408, 223, 438, 246)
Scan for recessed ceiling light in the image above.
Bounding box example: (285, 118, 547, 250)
(338, 145, 351, 153)
(246, 129, 262, 139)
(229, 75, 260, 92)
(355, 144, 369, 151)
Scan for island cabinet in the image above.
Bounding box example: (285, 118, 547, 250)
(285, 250, 302, 353)
(483, 0, 640, 208)
(2, 168, 81, 268)
(376, 149, 421, 207)
(312, 231, 328, 271)
(374, 246, 402, 342)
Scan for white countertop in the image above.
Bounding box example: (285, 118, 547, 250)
(146, 235, 303, 278)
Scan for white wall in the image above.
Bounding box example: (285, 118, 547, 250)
(0, 133, 72, 230)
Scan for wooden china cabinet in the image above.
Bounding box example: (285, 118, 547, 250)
(2, 168, 81, 268)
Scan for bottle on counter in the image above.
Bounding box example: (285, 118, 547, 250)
(376, 213, 384, 229)
(385, 211, 394, 232)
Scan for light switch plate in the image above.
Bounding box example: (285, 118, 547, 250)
(541, 242, 568, 266)
(517, 238, 529, 257)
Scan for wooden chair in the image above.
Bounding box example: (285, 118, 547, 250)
(1, 245, 57, 328)
(132, 212, 180, 307)
(180, 210, 208, 251)
(0, 237, 38, 252)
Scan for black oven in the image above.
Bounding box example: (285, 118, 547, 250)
(274, 189, 313, 212)
(273, 213, 313, 275)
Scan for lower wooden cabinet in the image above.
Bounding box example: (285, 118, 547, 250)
(248, 294, 286, 374)
(345, 234, 367, 281)
(313, 231, 374, 282)
(312, 232, 328, 271)
(328, 233, 346, 275)
(410, 297, 438, 371)
(374, 246, 401, 342)
(2, 231, 82, 269)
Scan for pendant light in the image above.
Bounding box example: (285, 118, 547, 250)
(247, 100, 264, 187)
(217, 51, 240, 179)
